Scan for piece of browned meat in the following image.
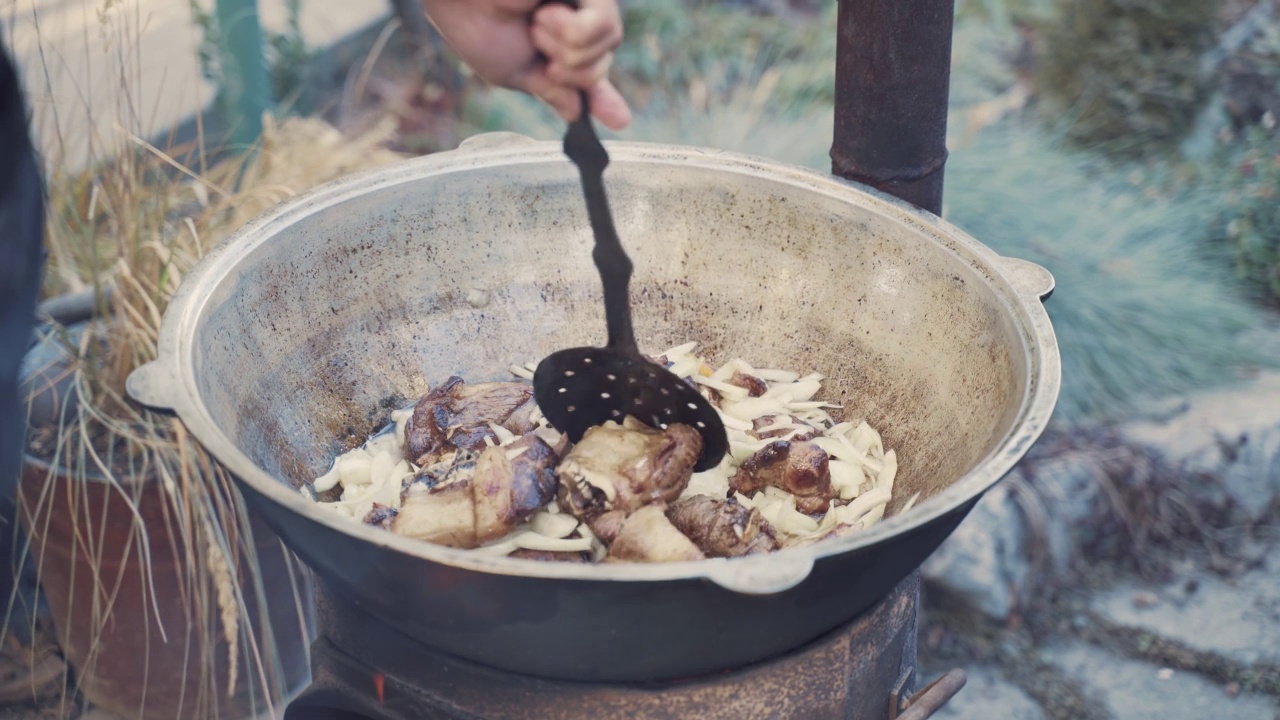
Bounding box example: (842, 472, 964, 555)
(730, 440, 835, 515)
(391, 480, 478, 548)
(510, 548, 593, 563)
(556, 417, 703, 522)
(586, 509, 628, 544)
(448, 426, 500, 455)
(413, 448, 479, 490)
(666, 496, 778, 557)
(750, 414, 819, 442)
(472, 435, 558, 544)
(606, 505, 705, 563)
(363, 504, 399, 530)
(391, 435, 559, 547)
(503, 397, 541, 436)
(403, 377, 533, 466)
(729, 371, 768, 397)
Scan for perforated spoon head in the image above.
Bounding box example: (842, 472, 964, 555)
(533, 347, 728, 472)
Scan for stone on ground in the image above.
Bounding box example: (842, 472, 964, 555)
(1090, 549, 1280, 668)
(921, 482, 1030, 621)
(1123, 370, 1280, 524)
(929, 665, 1046, 720)
(1046, 641, 1279, 720)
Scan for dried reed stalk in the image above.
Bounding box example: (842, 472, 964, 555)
(10, 1, 409, 716)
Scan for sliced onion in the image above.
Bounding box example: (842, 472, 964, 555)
(312, 458, 341, 493)
(724, 396, 793, 422)
(683, 461, 733, 499)
(369, 451, 396, 489)
(669, 355, 701, 379)
(488, 421, 517, 446)
(835, 487, 892, 525)
(660, 341, 698, 359)
(900, 492, 921, 514)
(830, 460, 865, 500)
(753, 368, 800, 383)
(717, 411, 754, 432)
(476, 531, 595, 556)
(531, 511, 580, 538)
(876, 449, 898, 495)
(336, 452, 374, 486)
(689, 374, 748, 399)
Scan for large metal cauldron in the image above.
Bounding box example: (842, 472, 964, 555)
(128, 132, 1060, 683)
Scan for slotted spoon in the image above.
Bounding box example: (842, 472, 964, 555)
(531, 88, 728, 472)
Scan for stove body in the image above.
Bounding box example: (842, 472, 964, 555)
(285, 572, 942, 720)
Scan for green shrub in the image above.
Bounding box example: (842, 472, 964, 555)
(943, 127, 1271, 424)
(1204, 126, 1280, 304)
(1032, 0, 1220, 158)
(613, 0, 836, 109)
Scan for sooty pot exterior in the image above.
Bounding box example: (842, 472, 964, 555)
(128, 133, 1060, 682)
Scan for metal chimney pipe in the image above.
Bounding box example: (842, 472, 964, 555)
(831, 0, 956, 215)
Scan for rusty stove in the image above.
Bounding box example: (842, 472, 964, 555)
(284, 571, 964, 720)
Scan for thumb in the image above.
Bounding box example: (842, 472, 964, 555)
(587, 78, 631, 131)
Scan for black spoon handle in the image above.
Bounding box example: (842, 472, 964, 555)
(535, 0, 638, 355)
(563, 92, 638, 355)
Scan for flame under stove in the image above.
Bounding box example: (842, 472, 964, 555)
(282, 570, 963, 720)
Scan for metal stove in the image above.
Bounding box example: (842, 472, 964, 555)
(283, 571, 963, 720)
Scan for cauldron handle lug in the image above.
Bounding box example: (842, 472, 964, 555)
(456, 131, 540, 154)
(998, 256, 1055, 303)
(126, 360, 180, 413)
(704, 555, 815, 596)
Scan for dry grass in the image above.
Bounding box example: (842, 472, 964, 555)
(9, 1, 410, 716)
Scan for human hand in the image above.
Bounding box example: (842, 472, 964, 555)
(422, 0, 631, 130)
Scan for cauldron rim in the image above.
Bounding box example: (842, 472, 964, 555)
(127, 134, 1061, 595)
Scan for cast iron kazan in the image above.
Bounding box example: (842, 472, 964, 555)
(127, 134, 1060, 683)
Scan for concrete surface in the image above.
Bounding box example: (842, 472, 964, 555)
(4, 0, 393, 172)
(929, 665, 1047, 720)
(1046, 641, 1278, 720)
(1091, 550, 1280, 668)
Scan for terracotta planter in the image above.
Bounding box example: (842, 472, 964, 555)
(19, 456, 314, 719)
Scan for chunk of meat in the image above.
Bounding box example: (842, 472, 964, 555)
(730, 440, 835, 515)
(451, 380, 536, 428)
(556, 417, 703, 522)
(557, 474, 611, 526)
(391, 437, 559, 548)
(729, 371, 768, 398)
(509, 548, 593, 563)
(607, 505, 705, 563)
(503, 397, 541, 436)
(403, 377, 533, 465)
(666, 496, 778, 557)
(449, 426, 499, 455)
(413, 449, 478, 490)
(363, 503, 398, 530)
(750, 414, 819, 442)
(391, 481, 477, 548)
(472, 435, 558, 544)
(403, 377, 459, 465)
(532, 427, 571, 459)
(586, 509, 628, 545)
